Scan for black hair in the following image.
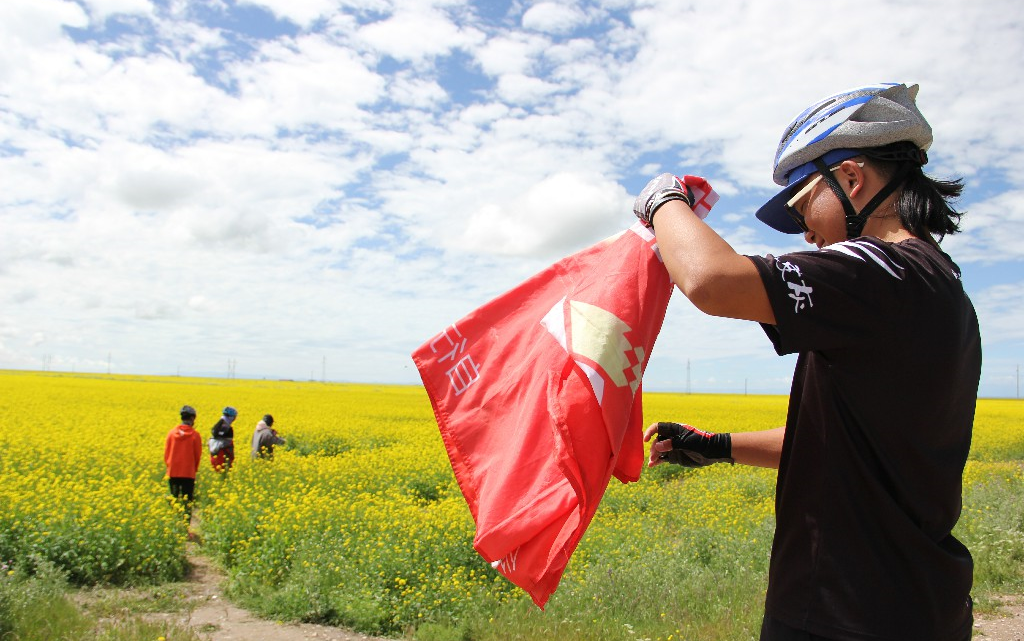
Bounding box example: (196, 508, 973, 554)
(863, 142, 965, 243)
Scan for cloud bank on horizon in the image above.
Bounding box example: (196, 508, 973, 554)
(2, 0, 1022, 397)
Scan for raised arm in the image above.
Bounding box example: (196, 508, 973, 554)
(633, 173, 775, 324)
(654, 200, 775, 324)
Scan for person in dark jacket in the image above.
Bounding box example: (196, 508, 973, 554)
(208, 406, 238, 472)
(635, 83, 979, 641)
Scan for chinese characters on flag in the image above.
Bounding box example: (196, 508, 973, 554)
(412, 177, 718, 608)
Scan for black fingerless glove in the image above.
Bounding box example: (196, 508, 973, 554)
(656, 422, 734, 467)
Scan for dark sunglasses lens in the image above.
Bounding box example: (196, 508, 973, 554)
(784, 205, 808, 233)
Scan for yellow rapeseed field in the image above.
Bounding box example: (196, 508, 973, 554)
(0, 370, 1021, 639)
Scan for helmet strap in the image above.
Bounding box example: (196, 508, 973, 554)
(813, 158, 912, 238)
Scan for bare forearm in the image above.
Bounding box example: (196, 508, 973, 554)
(652, 201, 775, 324)
(730, 426, 785, 469)
(653, 201, 742, 289)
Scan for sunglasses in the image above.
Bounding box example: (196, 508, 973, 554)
(783, 162, 864, 233)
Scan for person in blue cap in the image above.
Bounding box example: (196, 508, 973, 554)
(208, 406, 238, 472)
(634, 83, 979, 640)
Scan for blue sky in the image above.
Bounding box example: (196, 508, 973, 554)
(1, 0, 1022, 398)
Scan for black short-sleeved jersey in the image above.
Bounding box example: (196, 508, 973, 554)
(212, 418, 234, 440)
(748, 237, 981, 641)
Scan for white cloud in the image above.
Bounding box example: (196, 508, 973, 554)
(457, 102, 511, 126)
(473, 33, 547, 77)
(973, 282, 1024, 345)
(613, 0, 1024, 193)
(0, 0, 1022, 396)
(386, 72, 449, 109)
(0, 0, 88, 49)
(237, 0, 343, 29)
(135, 300, 181, 320)
(356, 8, 484, 63)
(228, 34, 386, 132)
(0, 39, 224, 143)
(495, 72, 561, 104)
(942, 190, 1024, 263)
(113, 166, 206, 211)
(461, 172, 631, 256)
(521, 2, 587, 35)
(81, 0, 154, 23)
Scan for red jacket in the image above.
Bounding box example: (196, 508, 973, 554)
(165, 423, 202, 479)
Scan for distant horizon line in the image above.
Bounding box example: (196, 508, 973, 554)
(3, 367, 1020, 400)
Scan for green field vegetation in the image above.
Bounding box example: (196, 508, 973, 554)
(0, 371, 1021, 640)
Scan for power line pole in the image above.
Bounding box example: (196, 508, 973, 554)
(322, 355, 326, 383)
(686, 359, 691, 394)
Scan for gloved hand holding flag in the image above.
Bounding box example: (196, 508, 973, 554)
(634, 173, 721, 228)
(412, 175, 719, 608)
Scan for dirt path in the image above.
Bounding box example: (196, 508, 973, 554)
(149, 551, 1024, 641)
(145, 543, 394, 641)
(975, 597, 1024, 640)
(91, 541, 1024, 640)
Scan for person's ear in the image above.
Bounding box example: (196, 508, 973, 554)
(837, 159, 867, 199)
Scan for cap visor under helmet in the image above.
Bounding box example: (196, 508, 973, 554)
(755, 148, 861, 234)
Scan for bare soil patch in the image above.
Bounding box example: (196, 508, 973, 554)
(975, 596, 1024, 640)
(75, 541, 1024, 640)
(174, 548, 392, 641)
(78, 542, 393, 641)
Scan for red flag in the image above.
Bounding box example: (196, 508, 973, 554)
(413, 184, 713, 607)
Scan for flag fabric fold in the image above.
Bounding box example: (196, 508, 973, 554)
(412, 178, 717, 608)
(682, 174, 720, 219)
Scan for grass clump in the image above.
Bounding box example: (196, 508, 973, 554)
(0, 557, 200, 641)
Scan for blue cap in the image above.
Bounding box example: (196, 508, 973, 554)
(754, 148, 861, 234)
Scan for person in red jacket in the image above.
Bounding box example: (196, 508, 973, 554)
(165, 404, 203, 523)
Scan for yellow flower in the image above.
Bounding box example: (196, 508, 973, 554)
(2, 372, 1019, 638)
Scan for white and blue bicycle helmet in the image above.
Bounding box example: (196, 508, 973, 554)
(755, 83, 933, 236)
